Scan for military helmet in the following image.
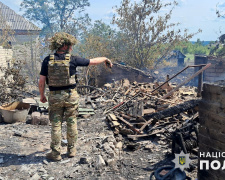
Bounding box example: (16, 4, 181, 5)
(49, 32, 78, 51)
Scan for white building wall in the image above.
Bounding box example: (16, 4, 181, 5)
(12, 34, 42, 86)
(12, 35, 39, 45)
(0, 46, 13, 77)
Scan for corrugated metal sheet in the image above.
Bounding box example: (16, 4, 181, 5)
(0, 2, 41, 31)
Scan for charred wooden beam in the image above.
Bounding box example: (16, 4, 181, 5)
(143, 99, 200, 120)
(117, 116, 142, 134)
(139, 99, 200, 132)
(127, 129, 165, 139)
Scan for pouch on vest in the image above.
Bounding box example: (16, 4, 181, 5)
(48, 54, 76, 87)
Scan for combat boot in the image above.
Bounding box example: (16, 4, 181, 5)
(67, 148, 76, 158)
(46, 151, 62, 161)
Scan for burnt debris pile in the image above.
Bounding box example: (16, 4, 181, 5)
(77, 78, 200, 155)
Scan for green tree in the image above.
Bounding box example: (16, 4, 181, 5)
(175, 39, 210, 56)
(112, 0, 201, 69)
(76, 20, 117, 86)
(77, 20, 116, 58)
(20, 0, 90, 36)
(88, 20, 114, 39)
(192, 39, 209, 55)
(209, 3, 225, 57)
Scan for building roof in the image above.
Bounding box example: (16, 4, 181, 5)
(167, 50, 186, 59)
(0, 2, 41, 31)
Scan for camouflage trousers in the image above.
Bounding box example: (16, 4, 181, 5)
(48, 88, 79, 155)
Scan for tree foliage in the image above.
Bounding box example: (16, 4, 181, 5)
(112, 0, 201, 69)
(20, 0, 90, 36)
(175, 39, 210, 55)
(205, 3, 225, 57)
(76, 20, 117, 86)
(77, 21, 117, 58)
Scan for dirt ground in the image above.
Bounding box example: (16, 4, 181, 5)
(0, 106, 198, 180)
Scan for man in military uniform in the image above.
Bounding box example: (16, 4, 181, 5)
(39, 32, 112, 161)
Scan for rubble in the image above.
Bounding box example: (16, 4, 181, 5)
(79, 157, 89, 164)
(115, 141, 123, 150)
(31, 112, 49, 125)
(96, 155, 106, 169)
(30, 173, 41, 180)
(0, 76, 202, 179)
(79, 78, 200, 146)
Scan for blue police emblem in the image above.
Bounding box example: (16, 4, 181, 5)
(179, 156, 186, 165)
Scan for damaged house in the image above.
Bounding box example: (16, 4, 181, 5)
(0, 2, 41, 78)
(165, 50, 186, 67)
(91, 62, 155, 87)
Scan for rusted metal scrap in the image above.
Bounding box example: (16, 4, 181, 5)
(161, 63, 211, 99)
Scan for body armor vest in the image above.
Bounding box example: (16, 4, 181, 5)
(48, 54, 76, 87)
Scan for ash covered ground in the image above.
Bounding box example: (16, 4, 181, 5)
(0, 79, 199, 180)
(0, 109, 197, 180)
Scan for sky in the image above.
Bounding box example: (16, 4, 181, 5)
(1, 0, 225, 41)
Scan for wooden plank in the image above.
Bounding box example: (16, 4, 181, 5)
(112, 121, 120, 126)
(78, 108, 94, 112)
(117, 116, 142, 134)
(78, 112, 95, 115)
(108, 113, 118, 121)
(139, 118, 153, 132)
(127, 129, 164, 139)
(124, 87, 132, 95)
(121, 114, 132, 120)
(143, 108, 155, 115)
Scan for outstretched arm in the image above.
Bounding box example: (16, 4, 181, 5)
(39, 75, 47, 103)
(89, 57, 113, 68)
